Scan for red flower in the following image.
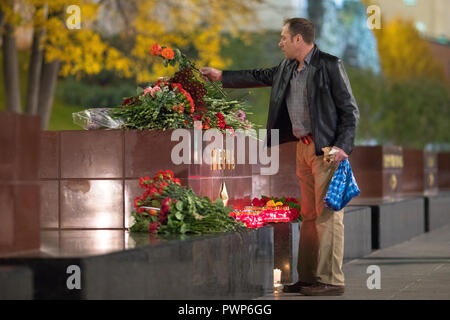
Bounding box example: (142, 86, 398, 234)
(143, 189, 151, 200)
(159, 197, 174, 222)
(171, 83, 183, 92)
(171, 83, 195, 111)
(251, 197, 266, 207)
(155, 80, 168, 87)
(136, 207, 145, 214)
(150, 43, 162, 56)
(161, 197, 173, 207)
(149, 222, 160, 234)
(158, 212, 168, 224)
(149, 187, 159, 197)
(122, 97, 136, 107)
(215, 113, 226, 129)
(161, 48, 175, 60)
(165, 170, 174, 178)
(134, 196, 143, 209)
(290, 208, 300, 220)
(139, 176, 150, 188)
(154, 170, 165, 180)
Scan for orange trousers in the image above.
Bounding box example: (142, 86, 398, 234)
(296, 139, 345, 286)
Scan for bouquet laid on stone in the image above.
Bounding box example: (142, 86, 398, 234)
(73, 43, 254, 132)
(130, 170, 246, 235)
(230, 196, 302, 228)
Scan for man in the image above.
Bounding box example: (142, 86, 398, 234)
(200, 17, 359, 296)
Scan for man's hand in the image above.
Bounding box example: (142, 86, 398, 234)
(199, 67, 222, 82)
(332, 146, 348, 163)
(322, 146, 348, 164)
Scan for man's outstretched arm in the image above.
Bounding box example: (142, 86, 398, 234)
(200, 64, 279, 89)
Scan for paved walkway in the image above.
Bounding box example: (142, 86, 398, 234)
(259, 223, 450, 300)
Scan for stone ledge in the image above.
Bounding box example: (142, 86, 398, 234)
(0, 227, 273, 300)
(0, 266, 33, 300)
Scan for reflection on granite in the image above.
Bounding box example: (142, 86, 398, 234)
(41, 230, 127, 257)
(40, 181, 59, 229)
(60, 180, 124, 229)
(272, 222, 299, 284)
(3, 228, 266, 259)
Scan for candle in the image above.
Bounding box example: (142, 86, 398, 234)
(273, 269, 281, 284)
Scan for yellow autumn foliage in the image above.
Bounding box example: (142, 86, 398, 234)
(1, 0, 260, 82)
(373, 18, 445, 81)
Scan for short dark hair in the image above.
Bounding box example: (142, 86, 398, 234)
(283, 18, 315, 44)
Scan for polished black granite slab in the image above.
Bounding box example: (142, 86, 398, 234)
(0, 266, 33, 300)
(349, 196, 425, 249)
(343, 206, 372, 260)
(0, 228, 274, 299)
(272, 222, 299, 284)
(425, 191, 450, 231)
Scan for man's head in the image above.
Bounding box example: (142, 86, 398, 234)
(279, 18, 315, 60)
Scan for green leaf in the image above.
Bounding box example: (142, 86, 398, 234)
(136, 87, 144, 95)
(174, 49, 182, 60)
(214, 198, 224, 207)
(175, 212, 184, 221)
(175, 200, 183, 211)
(151, 199, 161, 208)
(224, 206, 233, 214)
(180, 223, 188, 234)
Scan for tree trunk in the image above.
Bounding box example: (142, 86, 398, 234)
(37, 58, 60, 129)
(25, 30, 44, 115)
(0, 9, 5, 31)
(2, 23, 22, 113)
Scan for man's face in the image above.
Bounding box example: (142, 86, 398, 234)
(279, 24, 301, 59)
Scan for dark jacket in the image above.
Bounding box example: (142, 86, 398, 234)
(221, 46, 359, 156)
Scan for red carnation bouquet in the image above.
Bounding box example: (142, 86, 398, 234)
(130, 170, 246, 235)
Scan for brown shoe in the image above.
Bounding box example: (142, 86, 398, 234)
(301, 282, 345, 296)
(282, 281, 316, 293)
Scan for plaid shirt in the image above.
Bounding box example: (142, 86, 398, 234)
(324, 159, 360, 211)
(286, 47, 316, 138)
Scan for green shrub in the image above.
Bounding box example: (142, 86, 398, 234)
(56, 76, 135, 108)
